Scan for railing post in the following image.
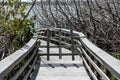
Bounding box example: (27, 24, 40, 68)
(70, 28, 75, 60)
(59, 29, 62, 59)
(47, 28, 50, 60)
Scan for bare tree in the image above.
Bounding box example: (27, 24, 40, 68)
(34, 0, 120, 53)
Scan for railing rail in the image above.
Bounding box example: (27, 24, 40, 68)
(0, 28, 120, 80)
(37, 28, 120, 80)
(0, 38, 38, 80)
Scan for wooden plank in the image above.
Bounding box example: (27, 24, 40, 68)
(59, 29, 62, 59)
(80, 38, 120, 79)
(38, 28, 120, 79)
(55, 28, 120, 79)
(70, 29, 75, 60)
(36, 40, 90, 80)
(81, 48, 109, 80)
(38, 45, 80, 49)
(82, 57, 98, 80)
(35, 55, 90, 80)
(39, 45, 59, 48)
(49, 38, 71, 46)
(0, 38, 37, 79)
(23, 56, 38, 80)
(38, 53, 79, 56)
(47, 29, 50, 60)
(38, 40, 72, 54)
(10, 48, 37, 80)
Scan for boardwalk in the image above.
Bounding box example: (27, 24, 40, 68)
(0, 28, 120, 80)
(35, 40, 91, 80)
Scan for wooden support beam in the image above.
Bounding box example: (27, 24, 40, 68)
(59, 29, 62, 59)
(70, 29, 75, 60)
(47, 28, 50, 60)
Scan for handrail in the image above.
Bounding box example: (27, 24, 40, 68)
(0, 28, 119, 80)
(80, 37, 120, 79)
(0, 38, 38, 80)
(37, 28, 120, 80)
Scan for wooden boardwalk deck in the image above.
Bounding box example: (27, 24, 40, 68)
(35, 40, 91, 80)
(0, 29, 120, 80)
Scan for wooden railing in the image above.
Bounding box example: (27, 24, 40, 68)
(0, 28, 120, 80)
(37, 28, 120, 80)
(0, 38, 38, 80)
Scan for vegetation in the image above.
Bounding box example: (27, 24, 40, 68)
(34, 0, 120, 56)
(113, 53, 120, 60)
(0, 0, 36, 59)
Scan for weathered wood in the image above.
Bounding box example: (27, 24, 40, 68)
(23, 56, 38, 80)
(10, 48, 37, 80)
(70, 29, 75, 60)
(0, 28, 120, 80)
(82, 57, 98, 80)
(80, 38, 120, 79)
(38, 53, 79, 56)
(59, 29, 62, 59)
(36, 40, 91, 80)
(47, 29, 50, 60)
(37, 28, 120, 79)
(0, 38, 37, 79)
(35, 62, 91, 80)
(38, 40, 72, 54)
(81, 48, 109, 80)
